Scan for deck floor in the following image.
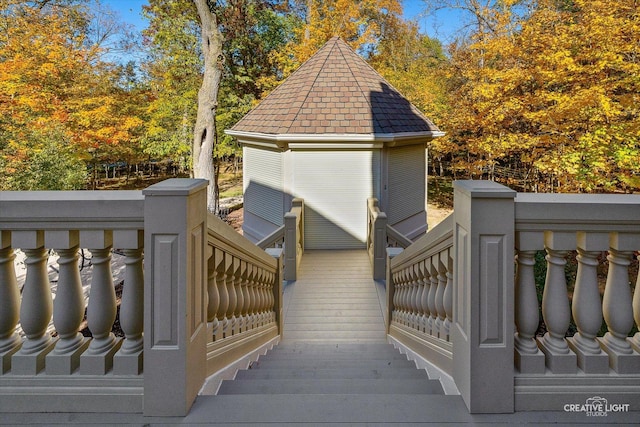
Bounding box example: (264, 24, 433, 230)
(282, 249, 387, 342)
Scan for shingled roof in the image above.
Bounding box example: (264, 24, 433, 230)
(226, 37, 443, 146)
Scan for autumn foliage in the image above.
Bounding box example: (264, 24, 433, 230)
(1, 0, 638, 193)
(440, 0, 640, 192)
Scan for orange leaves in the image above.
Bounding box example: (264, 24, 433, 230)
(0, 3, 149, 189)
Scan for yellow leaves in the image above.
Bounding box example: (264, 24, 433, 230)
(442, 0, 640, 191)
(280, 0, 403, 72)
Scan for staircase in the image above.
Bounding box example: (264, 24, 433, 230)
(218, 342, 445, 396)
(201, 250, 464, 424)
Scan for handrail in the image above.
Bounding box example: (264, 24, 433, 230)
(256, 225, 285, 249)
(386, 223, 414, 249)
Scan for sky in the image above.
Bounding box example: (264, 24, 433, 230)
(107, 0, 464, 45)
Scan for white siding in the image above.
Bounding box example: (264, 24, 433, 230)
(243, 147, 284, 227)
(293, 150, 380, 250)
(387, 144, 426, 225)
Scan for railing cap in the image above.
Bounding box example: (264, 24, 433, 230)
(142, 178, 208, 196)
(454, 180, 516, 199)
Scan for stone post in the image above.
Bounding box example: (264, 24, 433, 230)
(451, 180, 516, 413)
(142, 179, 208, 416)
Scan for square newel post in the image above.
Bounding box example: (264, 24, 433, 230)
(142, 179, 209, 417)
(372, 211, 388, 281)
(452, 180, 516, 414)
(283, 213, 297, 281)
(266, 248, 284, 336)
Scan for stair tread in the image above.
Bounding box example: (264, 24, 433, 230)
(189, 394, 465, 424)
(258, 352, 408, 361)
(249, 359, 417, 370)
(235, 367, 429, 379)
(218, 378, 444, 395)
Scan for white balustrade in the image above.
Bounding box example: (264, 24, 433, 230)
(513, 248, 545, 373)
(12, 244, 55, 375)
(420, 260, 430, 334)
(0, 244, 21, 373)
(567, 232, 609, 373)
(113, 247, 144, 375)
(434, 255, 446, 337)
(427, 256, 438, 335)
(442, 250, 453, 340)
(632, 251, 640, 353)
(215, 249, 229, 340)
(537, 243, 577, 373)
(46, 243, 89, 375)
(80, 246, 121, 375)
(600, 234, 640, 373)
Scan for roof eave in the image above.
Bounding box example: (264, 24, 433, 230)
(225, 129, 445, 150)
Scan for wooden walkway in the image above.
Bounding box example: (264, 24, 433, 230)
(282, 250, 387, 342)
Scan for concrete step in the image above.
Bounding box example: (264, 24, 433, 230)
(188, 394, 468, 424)
(217, 378, 444, 395)
(269, 342, 398, 353)
(234, 367, 428, 380)
(257, 349, 407, 361)
(282, 330, 388, 340)
(248, 358, 417, 370)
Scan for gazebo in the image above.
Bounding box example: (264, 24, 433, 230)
(226, 37, 443, 249)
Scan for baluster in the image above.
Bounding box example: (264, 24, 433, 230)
(262, 271, 271, 324)
(537, 234, 577, 373)
(400, 268, 410, 326)
(414, 263, 425, 332)
(514, 249, 545, 373)
(427, 256, 438, 336)
(391, 271, 400, 323)
(408, 265, 419, 329)
(81, 246, 121, 374)
(113, 247, 144, 375)
(435, 253, 447, 338)
(240, 261, 250, 331)
(224, 255, 236, 336)
(260, 269, 268, 326)
(215, 249, 229, 340)
(12, 237, 55, 375)
(206, 248, 220, 329)
(47, 241, 89, 375)
(420, 260, 431, 334)
(232, 258, 243, 334)
(442, 249, 453, 341)
(254, 268, 263, 326)
(567, 233, 608, 373)
(600, 235, 640, 373)
(0, 242, 21, 374)
(631, 252, 640, 353)
(245, 264, 256, 330)
(267, 270, 275, 323)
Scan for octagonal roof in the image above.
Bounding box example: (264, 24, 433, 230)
(226, 37, 443, 149)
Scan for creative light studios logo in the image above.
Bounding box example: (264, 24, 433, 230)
(564, 396, 630, 417)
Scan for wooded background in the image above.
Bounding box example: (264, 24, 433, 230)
(1, 0, 638, 194)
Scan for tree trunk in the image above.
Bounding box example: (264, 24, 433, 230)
(193, 0, 223, 213)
